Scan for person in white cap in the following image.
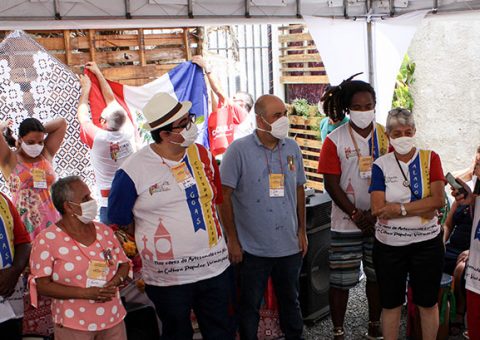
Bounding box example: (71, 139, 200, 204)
(108, 92, 233, 340)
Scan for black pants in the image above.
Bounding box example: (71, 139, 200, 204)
(0, 318, 22, 340)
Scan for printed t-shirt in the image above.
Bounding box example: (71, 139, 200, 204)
(317, 123, 389, 233)
(208, 100, 248, 157)
(29, 222, 129, 331)
(369, 149, 445, 246)
(0, 193, 30, 323)
(108, 143, 229, 287)
(81, 119, 135, 207)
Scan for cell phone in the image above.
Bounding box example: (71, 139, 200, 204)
(445, 172, 468, 196)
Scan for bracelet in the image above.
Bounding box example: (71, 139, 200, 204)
(119, 275, 124, 283)
(350, 208, 358, 220)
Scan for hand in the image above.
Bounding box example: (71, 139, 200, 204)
(0, 119, 12, 132)
(457, 250, 469, 265)
(376, 203, 401, 220)
(84, 286, 117, 303)
(104, 275, 124, 289)
(85, 61, 101, 75)
(451, 177, 474, 205)
(298, 230, 308, 257)
(351, 209, 373, 231)
(227, 239, 243, 264)
(79, 74, 91, 94)
(191, 55, 207, 69)
(0, 267, 21, 297)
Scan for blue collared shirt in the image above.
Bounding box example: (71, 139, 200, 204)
(220, 132, 307, 257)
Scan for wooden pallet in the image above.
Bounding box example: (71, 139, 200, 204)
(278, 24, 329, 85)
(289, 114, 324, 192)
(0, 28, 201, 86)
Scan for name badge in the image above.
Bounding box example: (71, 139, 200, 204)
(358, 156, 373, 179)
(171, 162, 196, 189)
(32, 168, 47, 189)
(269, 174, 285, 197)
(86, 260, 109, 288)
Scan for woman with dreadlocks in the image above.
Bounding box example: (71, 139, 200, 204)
(317, 74, 388, 340)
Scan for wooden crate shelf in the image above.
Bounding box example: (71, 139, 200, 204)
(0, 28, 201, 86)
(278, 24, 329, 85)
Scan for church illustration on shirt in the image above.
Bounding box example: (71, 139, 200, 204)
(140, 218, 174, 261)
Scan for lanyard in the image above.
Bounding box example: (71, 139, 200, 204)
(263, 143, 284, 175)
(394, 152, 421, 200)
(348, 124, 375, 161)
(58, 223, 114, 266)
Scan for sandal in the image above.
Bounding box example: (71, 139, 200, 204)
(364, 321, 384, 340)
(333, 326, 345, 339)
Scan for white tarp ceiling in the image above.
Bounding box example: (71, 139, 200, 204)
(1, 0, 480, 30)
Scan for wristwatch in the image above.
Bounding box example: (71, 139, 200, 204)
(400, 203, 407, 216)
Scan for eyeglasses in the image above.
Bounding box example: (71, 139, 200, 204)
(389, 108, 412, 116)
(171, 113, 196, 130)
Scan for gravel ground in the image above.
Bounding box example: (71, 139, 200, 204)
(303, 279, 465, 340)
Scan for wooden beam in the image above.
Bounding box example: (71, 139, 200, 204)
(279, 53, 321, 63)
(278, 33, 313, 43)
(63, 30, 72, 66)
(183, 28, 191, 60)
(138, 28, 146, 66)
(88, 29, 96, 62)
(280, 75, 329, 84)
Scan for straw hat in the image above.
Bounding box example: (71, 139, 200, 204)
(142, 92, 192, 131)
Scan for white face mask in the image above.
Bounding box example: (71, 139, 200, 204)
(171, 123, 198, 147)
(21, 142, 44, 158)
(349, 109, 375, 129)
(71, 199, 98, 224)
(390, 136, 415, 155)
(259, 116, 290, 140)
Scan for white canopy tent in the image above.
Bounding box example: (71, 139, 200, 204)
(1, 0, 480, 123)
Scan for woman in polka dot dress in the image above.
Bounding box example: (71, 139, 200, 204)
(28, 176, 130, 340)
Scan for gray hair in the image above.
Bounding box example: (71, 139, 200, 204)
(51, 176, 82, 215)
(386, 107, 415, 133)
(101, 107, 127, 131)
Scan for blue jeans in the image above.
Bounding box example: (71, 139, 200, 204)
(239, 252, 304, 340)
(145, 268, 235, 340)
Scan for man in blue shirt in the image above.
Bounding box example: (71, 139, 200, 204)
(220, 94, 307, 340)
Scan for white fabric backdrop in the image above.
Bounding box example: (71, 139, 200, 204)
(305, 11, 427, 124)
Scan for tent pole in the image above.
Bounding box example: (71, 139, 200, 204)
(53, 0, 61, 20)
(188, 0, 193, 18)
(367, 21, 374, 87)
(296, 0, 302, 18)
(125, 0, 132, 19)
(245, 0, 251, 18)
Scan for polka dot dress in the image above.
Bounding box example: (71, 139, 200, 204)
(29, 222, 129, 331)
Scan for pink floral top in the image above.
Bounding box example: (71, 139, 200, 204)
(9, 156, 60, 240)
(29, 222, 130, 331)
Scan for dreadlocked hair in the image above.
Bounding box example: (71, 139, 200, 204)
(321, 72, 376, 121)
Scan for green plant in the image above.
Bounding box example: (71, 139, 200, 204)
(392, 54, 415, 111)
(292, 98, 310, 118)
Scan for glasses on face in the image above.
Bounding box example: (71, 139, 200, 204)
(171, 113, 196, 131)
(389, 108, 412, 116)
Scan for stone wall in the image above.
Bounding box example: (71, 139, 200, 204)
(408, 12, 480, 173)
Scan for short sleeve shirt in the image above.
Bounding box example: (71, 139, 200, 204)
(29, 223, 129, 331)
(220, 133, 307, 257)
(317, 123, 389, 232)
(369, 149, 445, 246)
(108, 144, 229, 287)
